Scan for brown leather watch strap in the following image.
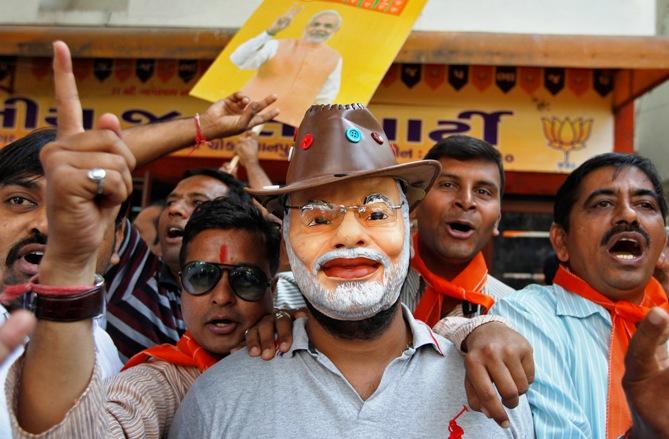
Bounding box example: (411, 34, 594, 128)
(33, 275, 105, 322)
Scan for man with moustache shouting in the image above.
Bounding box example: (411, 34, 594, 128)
(169, 104, 534, 438)
(491, 153, 669, 438)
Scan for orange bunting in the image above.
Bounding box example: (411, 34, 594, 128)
(567, 69, 590, 96)
(518, 67, 541, 95)
(470, 66, 493, 92)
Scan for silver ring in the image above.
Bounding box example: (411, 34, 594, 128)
(273, 309, 291, 321)
(87, 168, 106, 195)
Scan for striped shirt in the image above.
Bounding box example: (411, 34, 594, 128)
(489, 283, 657, 439)
(104, 220, 186, 362)
(8, 356, 199, 438)
(1, 306, 123, 439)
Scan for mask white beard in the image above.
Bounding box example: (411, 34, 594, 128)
(284, 186, 411, 321)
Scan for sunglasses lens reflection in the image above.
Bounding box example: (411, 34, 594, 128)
(182, 262, 221, 296)
(229, 267, 268, 301)
(182, 262, 267, 301)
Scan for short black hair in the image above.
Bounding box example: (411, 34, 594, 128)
(180, 196, 281, 275)
(423, 135, 505, 196)
(553, 152, 667, 232)
(182, 168, 252, 205)
(0, 128, 55, 186)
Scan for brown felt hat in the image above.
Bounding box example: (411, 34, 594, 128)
(247, 103, 441, 216)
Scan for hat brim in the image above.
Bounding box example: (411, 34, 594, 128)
(247, 159, 441, 218)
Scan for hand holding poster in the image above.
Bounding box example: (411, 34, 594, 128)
(190, 0, 427, 127)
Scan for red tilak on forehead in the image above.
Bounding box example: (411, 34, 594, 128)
(219, 245, 228, 263)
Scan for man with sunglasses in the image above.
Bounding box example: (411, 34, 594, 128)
(170, 104, 533, 437)
(10, 196, 280, 437)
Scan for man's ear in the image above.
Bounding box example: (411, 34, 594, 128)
(492, 212, 501, 237)
(549, 223, 569, 263)
(656, 250, 667, 270)
(110, 220, 126, 266)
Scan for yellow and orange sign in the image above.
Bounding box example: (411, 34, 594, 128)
(321, 0, 410, 15)
(0, 55, 614, 173)
(190, 0, 427, 127)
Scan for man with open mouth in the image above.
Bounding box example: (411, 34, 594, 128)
(0, 127, 124, 438)
(170, 103, 534, 437)
(105, 167, 253, 361)
(1, 41, 279, 438)
(409, 135, 512, 323)
(9, 197, 280, 438)
(491, 153, 669, 438)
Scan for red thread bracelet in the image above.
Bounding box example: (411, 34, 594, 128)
(0, 276, 95, 304)
(190, 113, 211, 156)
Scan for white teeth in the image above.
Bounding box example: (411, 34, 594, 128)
(213, 322, 232, 328)
(619, 238, 638, 243)
(614, 253, 635, 260)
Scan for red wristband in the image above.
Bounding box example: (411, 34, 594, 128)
(191, 113, 211, 156)
(0, 275, 106, 322)
(0, 276, 93, 304)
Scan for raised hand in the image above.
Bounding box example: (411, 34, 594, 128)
(200, 93, 279, 141)
(267, 5, 303, 36)
(17, 41, 136, 434)
(39, 41, 136, 285)
(233, 131, 261, 168)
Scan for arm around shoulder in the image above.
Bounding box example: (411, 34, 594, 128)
(491, 292, 594, 438)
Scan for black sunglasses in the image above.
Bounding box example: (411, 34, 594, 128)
(180, 261, 270, 302)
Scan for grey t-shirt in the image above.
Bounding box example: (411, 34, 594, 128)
(170, 305, 533, 438)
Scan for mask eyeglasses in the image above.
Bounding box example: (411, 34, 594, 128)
(285, 198, 404, 230)
(179, 261, 269, 302)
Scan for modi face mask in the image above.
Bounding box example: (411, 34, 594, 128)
(284, 178, 411, 321)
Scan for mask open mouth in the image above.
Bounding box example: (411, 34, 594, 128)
(321, 257, 381, 279)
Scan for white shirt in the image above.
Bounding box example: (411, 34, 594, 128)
(230, 31, 342, 104)
(0, 306, 122, 438)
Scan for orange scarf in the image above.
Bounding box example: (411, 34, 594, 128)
(411, 234, 494, 326)
(553, 265, 669, 439)
(123, 331, 220, 373)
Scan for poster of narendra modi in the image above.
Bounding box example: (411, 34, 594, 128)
(190, 0, 427, 127)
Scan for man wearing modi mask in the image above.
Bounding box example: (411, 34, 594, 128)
(170, 104, 534, 438)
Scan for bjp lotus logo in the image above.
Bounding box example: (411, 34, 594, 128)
(541, 117, 593, 169)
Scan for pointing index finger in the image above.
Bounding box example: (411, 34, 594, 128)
(52, 41, 84, 139)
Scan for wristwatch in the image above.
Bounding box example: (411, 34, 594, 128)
(30, 274, 106, 322)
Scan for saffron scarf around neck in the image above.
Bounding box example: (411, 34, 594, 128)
(553, 265, 669, 439)
(123, 331, 220, 373)
(411, 234, 494, 326)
